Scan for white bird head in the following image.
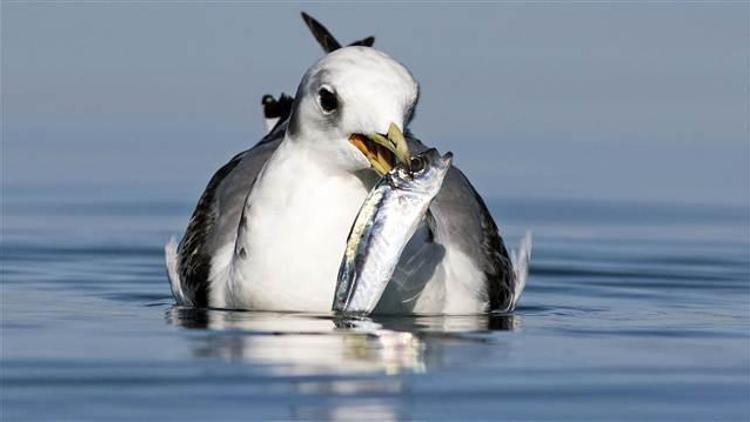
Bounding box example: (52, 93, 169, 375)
(286, 46, 419, 175)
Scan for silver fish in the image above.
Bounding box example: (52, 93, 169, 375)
(332, 148, 453, 315)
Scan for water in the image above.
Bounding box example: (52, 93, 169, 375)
(2, 188, 749, 420)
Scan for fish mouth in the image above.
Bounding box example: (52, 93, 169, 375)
(349, 123, 410, 176)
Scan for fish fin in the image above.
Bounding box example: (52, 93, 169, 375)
(301, 12, 342, 53)
(165, 237, 189, 306)
(510, 231, 532, 309)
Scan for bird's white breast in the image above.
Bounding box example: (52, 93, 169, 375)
(224, 140, 370, 311)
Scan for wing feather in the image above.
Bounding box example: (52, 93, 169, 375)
(170, 127, 284, 306)
(406, 135, 516, 312)
(301, 12, 342, 53)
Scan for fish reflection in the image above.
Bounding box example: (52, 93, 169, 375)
(166, 307, 518, 375)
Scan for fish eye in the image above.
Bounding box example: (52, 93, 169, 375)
(409, 156, 426, 174)
(317, 85, 338, 114)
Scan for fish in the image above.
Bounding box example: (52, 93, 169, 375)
(332, 148, 453, 315)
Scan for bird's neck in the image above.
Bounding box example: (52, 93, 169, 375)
(252, 138, 370, 206)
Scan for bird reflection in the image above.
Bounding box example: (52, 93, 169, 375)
(166, 307, 518, 375)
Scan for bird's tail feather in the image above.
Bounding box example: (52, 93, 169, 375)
(510, 231, 532, 309)
(165, 237, 187, 305)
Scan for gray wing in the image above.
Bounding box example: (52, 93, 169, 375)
(405, 134, 515, 312)
(175, 124, 285, 306)
(435, 167, 515, 312)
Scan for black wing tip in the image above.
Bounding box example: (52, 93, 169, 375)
(300, 11, 314, 26)
(300, 11, 377, 53)
(349, 36, 375, 48)
(300, 11, 342, 53)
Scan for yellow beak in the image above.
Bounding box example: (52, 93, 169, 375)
(349, 123, 411, 176)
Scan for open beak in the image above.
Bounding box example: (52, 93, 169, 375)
(349, 123, 411, 175)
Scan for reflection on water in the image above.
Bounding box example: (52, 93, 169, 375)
(4, 194, 748, 420)
(167, 307, 517, 375)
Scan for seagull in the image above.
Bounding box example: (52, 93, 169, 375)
(165, 13, 531, 315)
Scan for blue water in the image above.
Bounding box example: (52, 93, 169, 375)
(2, 189, 749, 420)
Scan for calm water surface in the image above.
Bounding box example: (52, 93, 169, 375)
(2, 188, 749, 420)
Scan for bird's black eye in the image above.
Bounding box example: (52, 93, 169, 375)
(409, 156, 426, 174)
(317, 86, 338, 114)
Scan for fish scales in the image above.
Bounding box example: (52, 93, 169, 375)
(333, 148, 452, 315)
